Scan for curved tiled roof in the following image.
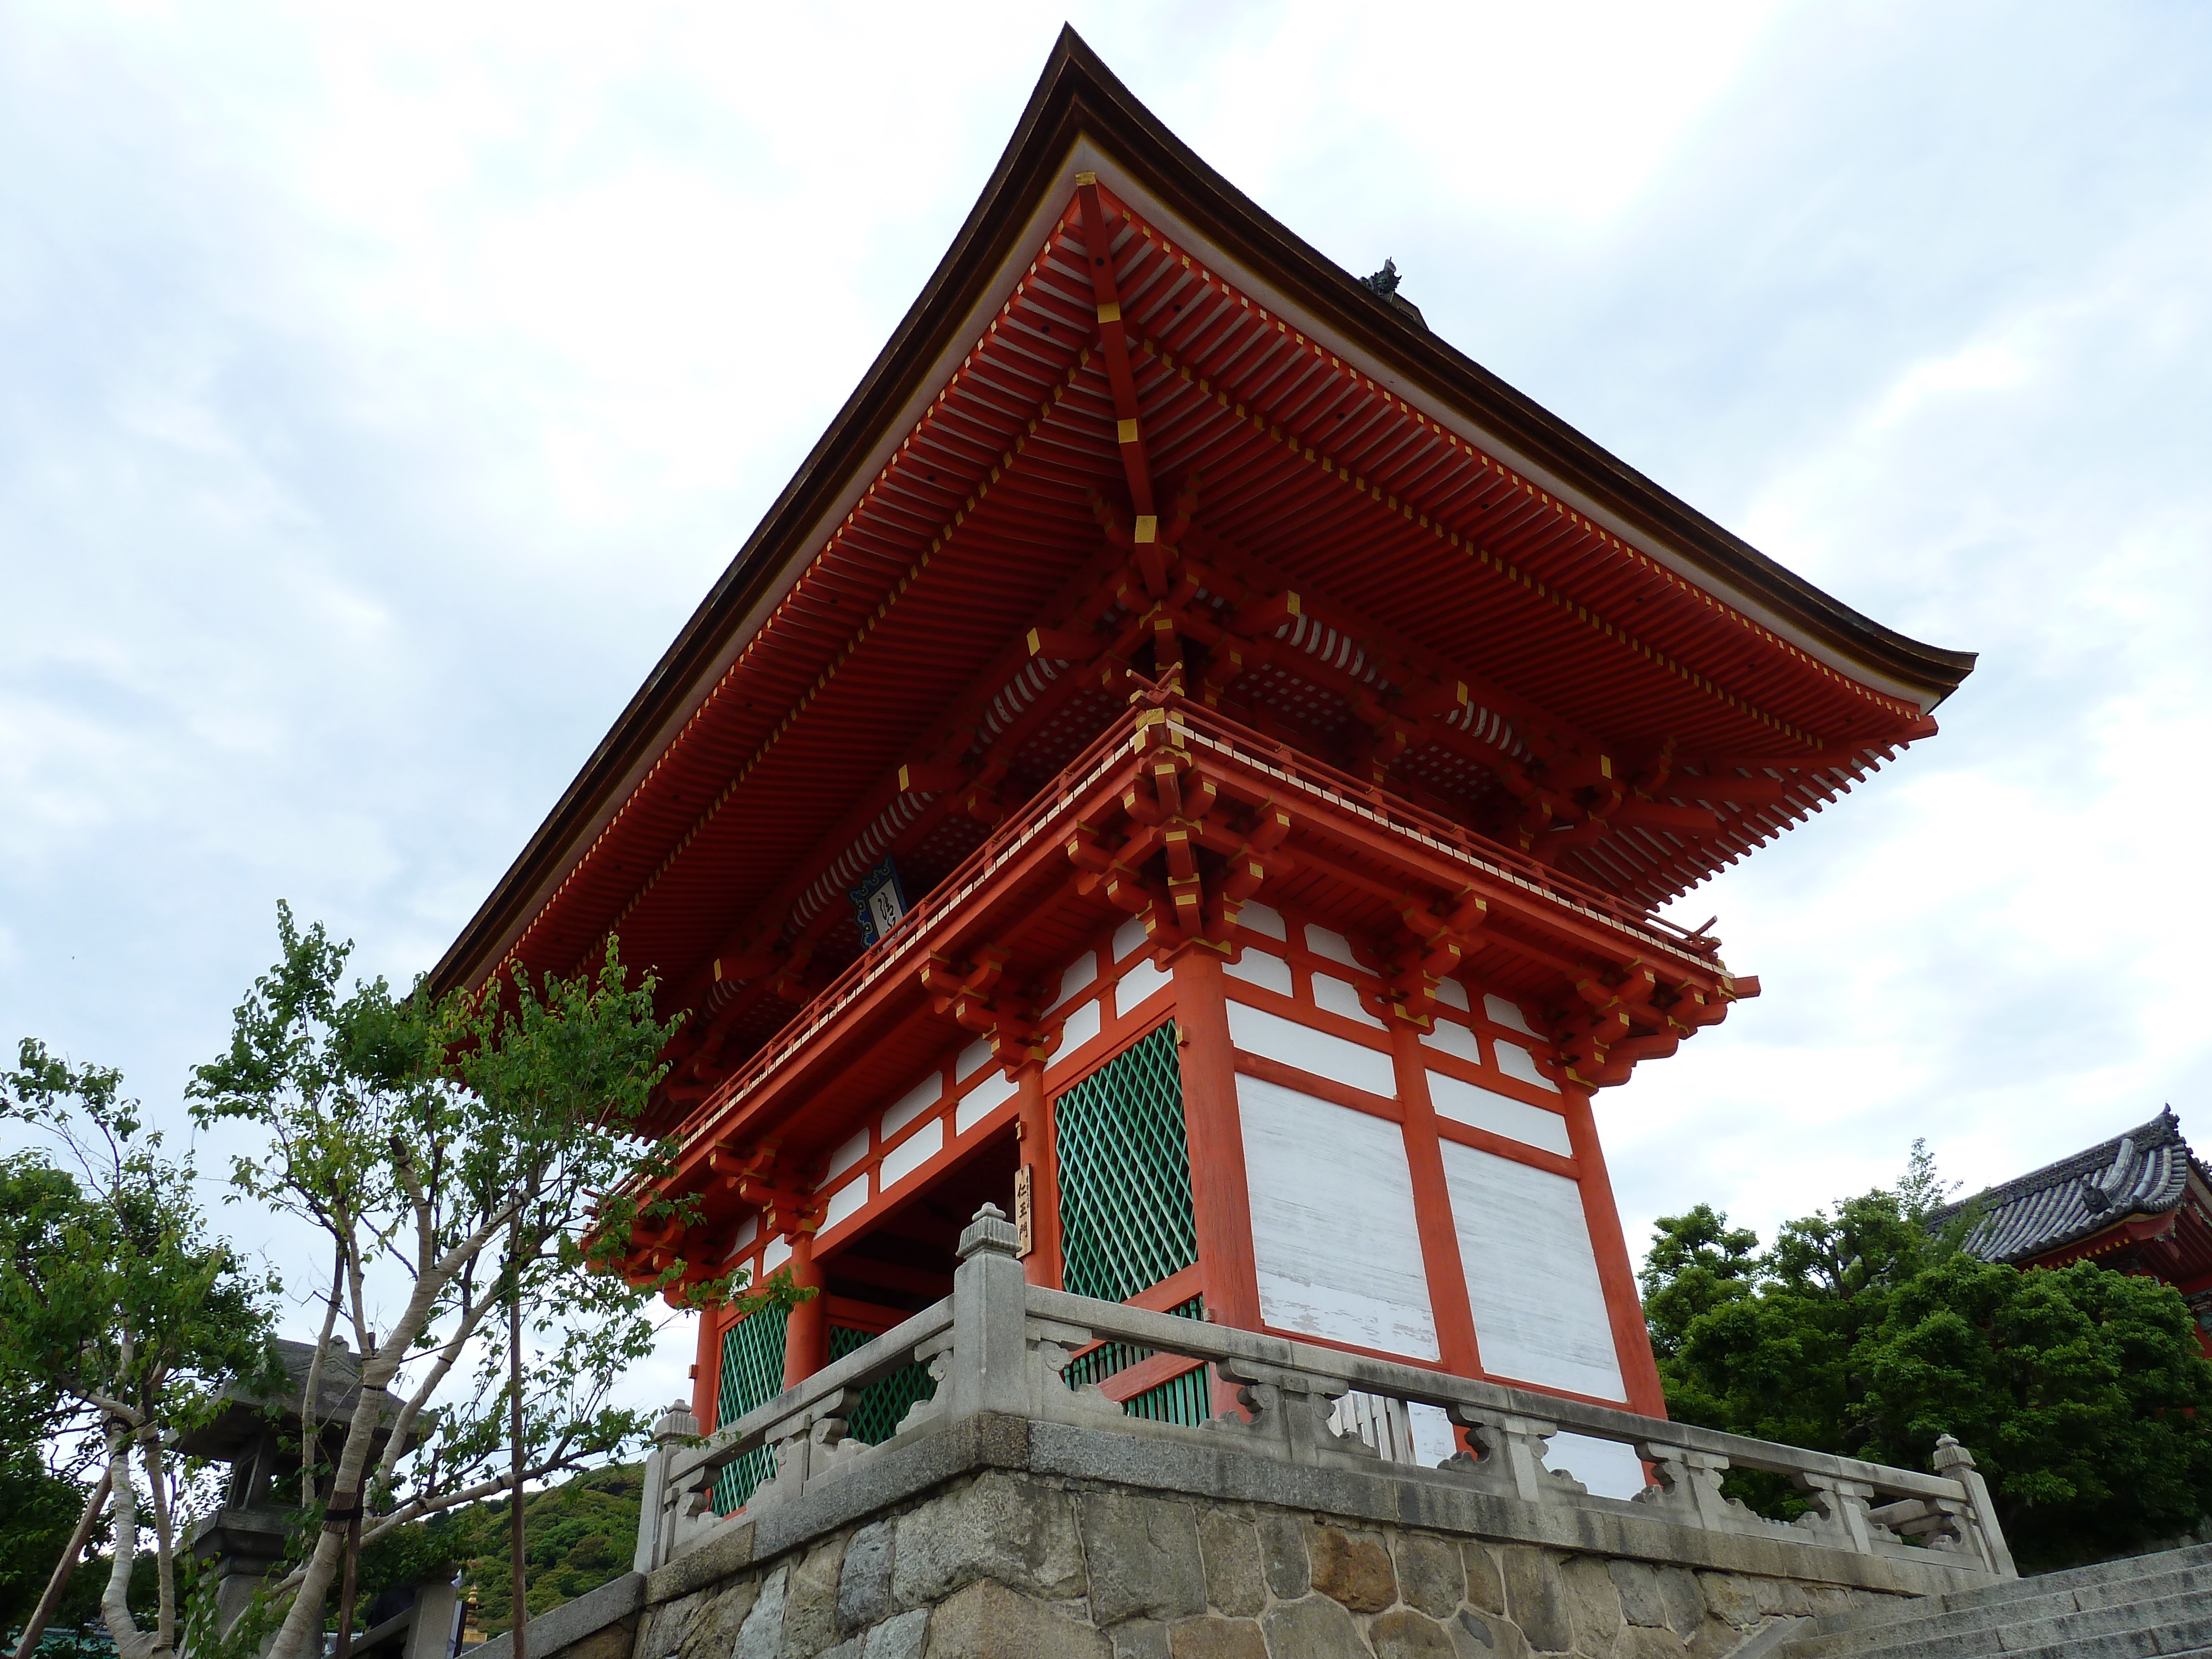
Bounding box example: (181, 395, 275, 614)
(1933, 1108, 2202, 1265)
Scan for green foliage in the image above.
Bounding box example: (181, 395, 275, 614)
(177, 907, 800, 1659)
(0, 1042, 284, 1659)
(416, 1465, 644, 1635)
(0, 1463, 99, 1635)
(1642, 1142, 2212, 1569)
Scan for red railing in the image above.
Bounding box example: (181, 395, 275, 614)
(670, 687, 1719, 1154)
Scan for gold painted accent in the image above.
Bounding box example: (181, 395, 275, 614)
(1117, 417, 1140, 445)
(1134, 514, 1157, 543)
(1074, 170, 1097, 186)
(1096, 300, 1121, 325)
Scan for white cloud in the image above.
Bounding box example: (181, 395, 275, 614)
(3, 0, 2210, 1415)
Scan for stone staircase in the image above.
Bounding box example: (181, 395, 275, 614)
(1773, 1541, 2212, 1657)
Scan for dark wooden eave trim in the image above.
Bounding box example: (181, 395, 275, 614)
(430, 25, 1974, 999)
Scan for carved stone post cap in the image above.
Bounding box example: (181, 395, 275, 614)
(1931, 1432, 1976, 1472)
(959, 1202, 1021, 1260)
(652, 1402, 701, 1441)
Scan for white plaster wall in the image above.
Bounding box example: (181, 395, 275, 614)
(1237, 1075, 1439, 1361)
(1438, 1140, 1625, 1401)
(1224, 1001, 1397, 1098)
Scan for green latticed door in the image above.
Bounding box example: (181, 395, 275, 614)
(1062, 1293, 1211, 1426)
(712, 1314, 939, 1512)
(712, 1306, 787, 1512)
(826, 1324, 937, 1444)
(1054, 1021, 1209, 1426)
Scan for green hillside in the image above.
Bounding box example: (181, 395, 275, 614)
(411, 1464, 645, 1636)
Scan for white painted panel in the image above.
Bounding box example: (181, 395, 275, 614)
(1225, 1003, 1397, 1098)
(1311, 972, 1386, 1030)
(1051, 952, 1098, 1009)
(879, 1118, 945, 1190)
(1113, 914, 1149, 963)
(1303, 924, 1359, 968)
(1115, 954, 1172, 1016)
(1421, 1019, 1482, 1065)
(1434, 977, 1470, 1013)
(1056, 998, 1102, 1053)
(1329, 1394, 1460, 1469)
(956, 1067, 1018, 1134)
(1410, 1402, 1459, 1467)
(956, 1036, 992, 1082)
(729, 1214, 759, 1254)
(1547, 1433, 1649, 1501)
(1225, 948, 1293, 996)
(1484, 993, 1538, 1036)
(1238, 1077, 1439, 1361)
(763, 1235, 792, 1276)
(1427, 1073, 1574, 1157)
(1439, 1141, 1625, 1401)
(826, 1127, 870, 1181)
(1493, 1039, 1561, 1093)
(881, 1074, 942, 1140)
(822, 1172, 868, 1232)
(1238, 901, 1287, 940)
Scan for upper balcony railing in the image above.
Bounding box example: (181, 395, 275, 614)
(672, 686, 1721, 1154)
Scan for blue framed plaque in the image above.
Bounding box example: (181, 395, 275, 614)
(848, 855, 910, 947)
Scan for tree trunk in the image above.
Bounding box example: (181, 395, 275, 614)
(100, 1431, 159, 1659)
(508, 1228, 528, 1659)
(9, 1467, 112, 1659)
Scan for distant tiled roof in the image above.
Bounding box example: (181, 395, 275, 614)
(1932, 1108, 2203, 1265)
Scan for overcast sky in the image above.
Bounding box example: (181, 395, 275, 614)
(4, 1, 2210, 1408)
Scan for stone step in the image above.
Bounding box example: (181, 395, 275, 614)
(2074, 1559, 2212, 1613)
(1786, 1562, 2212, 1656)
(1786, 1542, 2212, 1650)
(1940, 1540, 2212, 1605)
(1787, 1593, 2212, 1659)
(1996, 1629, 2212, 1659)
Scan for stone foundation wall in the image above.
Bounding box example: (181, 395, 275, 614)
(632, 1468, 1912, 1659)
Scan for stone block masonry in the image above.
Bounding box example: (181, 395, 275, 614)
(461, 1206, 2006, 1659)
(612, 1464, 1913, 1659)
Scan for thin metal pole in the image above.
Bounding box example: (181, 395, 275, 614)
(508, 1223, 528, 1659)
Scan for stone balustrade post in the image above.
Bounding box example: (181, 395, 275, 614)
(745, 1387, 869, 1517)
(1932, 1434, 2017, 1578)
(633, 1399, 699, 1572)
(1791, 1472, 1880, 1553)
(1214, 1359, 1370, 1465)
(1635, 1443, 1746, 1531)
(1446, 1406, 1572, 1503)
(946, 1204, 1030, 1421)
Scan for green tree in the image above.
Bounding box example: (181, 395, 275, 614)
(185, 907, 792, 1659)
(0, 1046, 285, 1659)
(1642, 1144, 2212, 1569)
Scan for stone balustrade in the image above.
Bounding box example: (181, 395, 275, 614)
(639, 1205, 2015, 1589)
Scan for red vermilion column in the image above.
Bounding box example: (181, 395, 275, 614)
(1387, 1020, 1484, 1379)
(1016, 1061, 1063, 1288)
(691, 1306, 719, 1427)
(1559, 1084, 1667, 1416)
(781, 1230, 830, 1390)
(1166, 945, 1261, 1338)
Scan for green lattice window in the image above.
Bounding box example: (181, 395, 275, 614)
(1062, 1295, 1211, 1427)
(1056, 1021, 1197, 1304)
(711, 1313, 939, 1512)
(711, 1305, 788, 1512)
(826, 1324, 937, 1445)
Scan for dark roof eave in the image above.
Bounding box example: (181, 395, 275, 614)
(429, 25, 1975, 999)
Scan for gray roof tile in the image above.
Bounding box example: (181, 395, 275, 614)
(1931, 1108, 2201, 1265)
